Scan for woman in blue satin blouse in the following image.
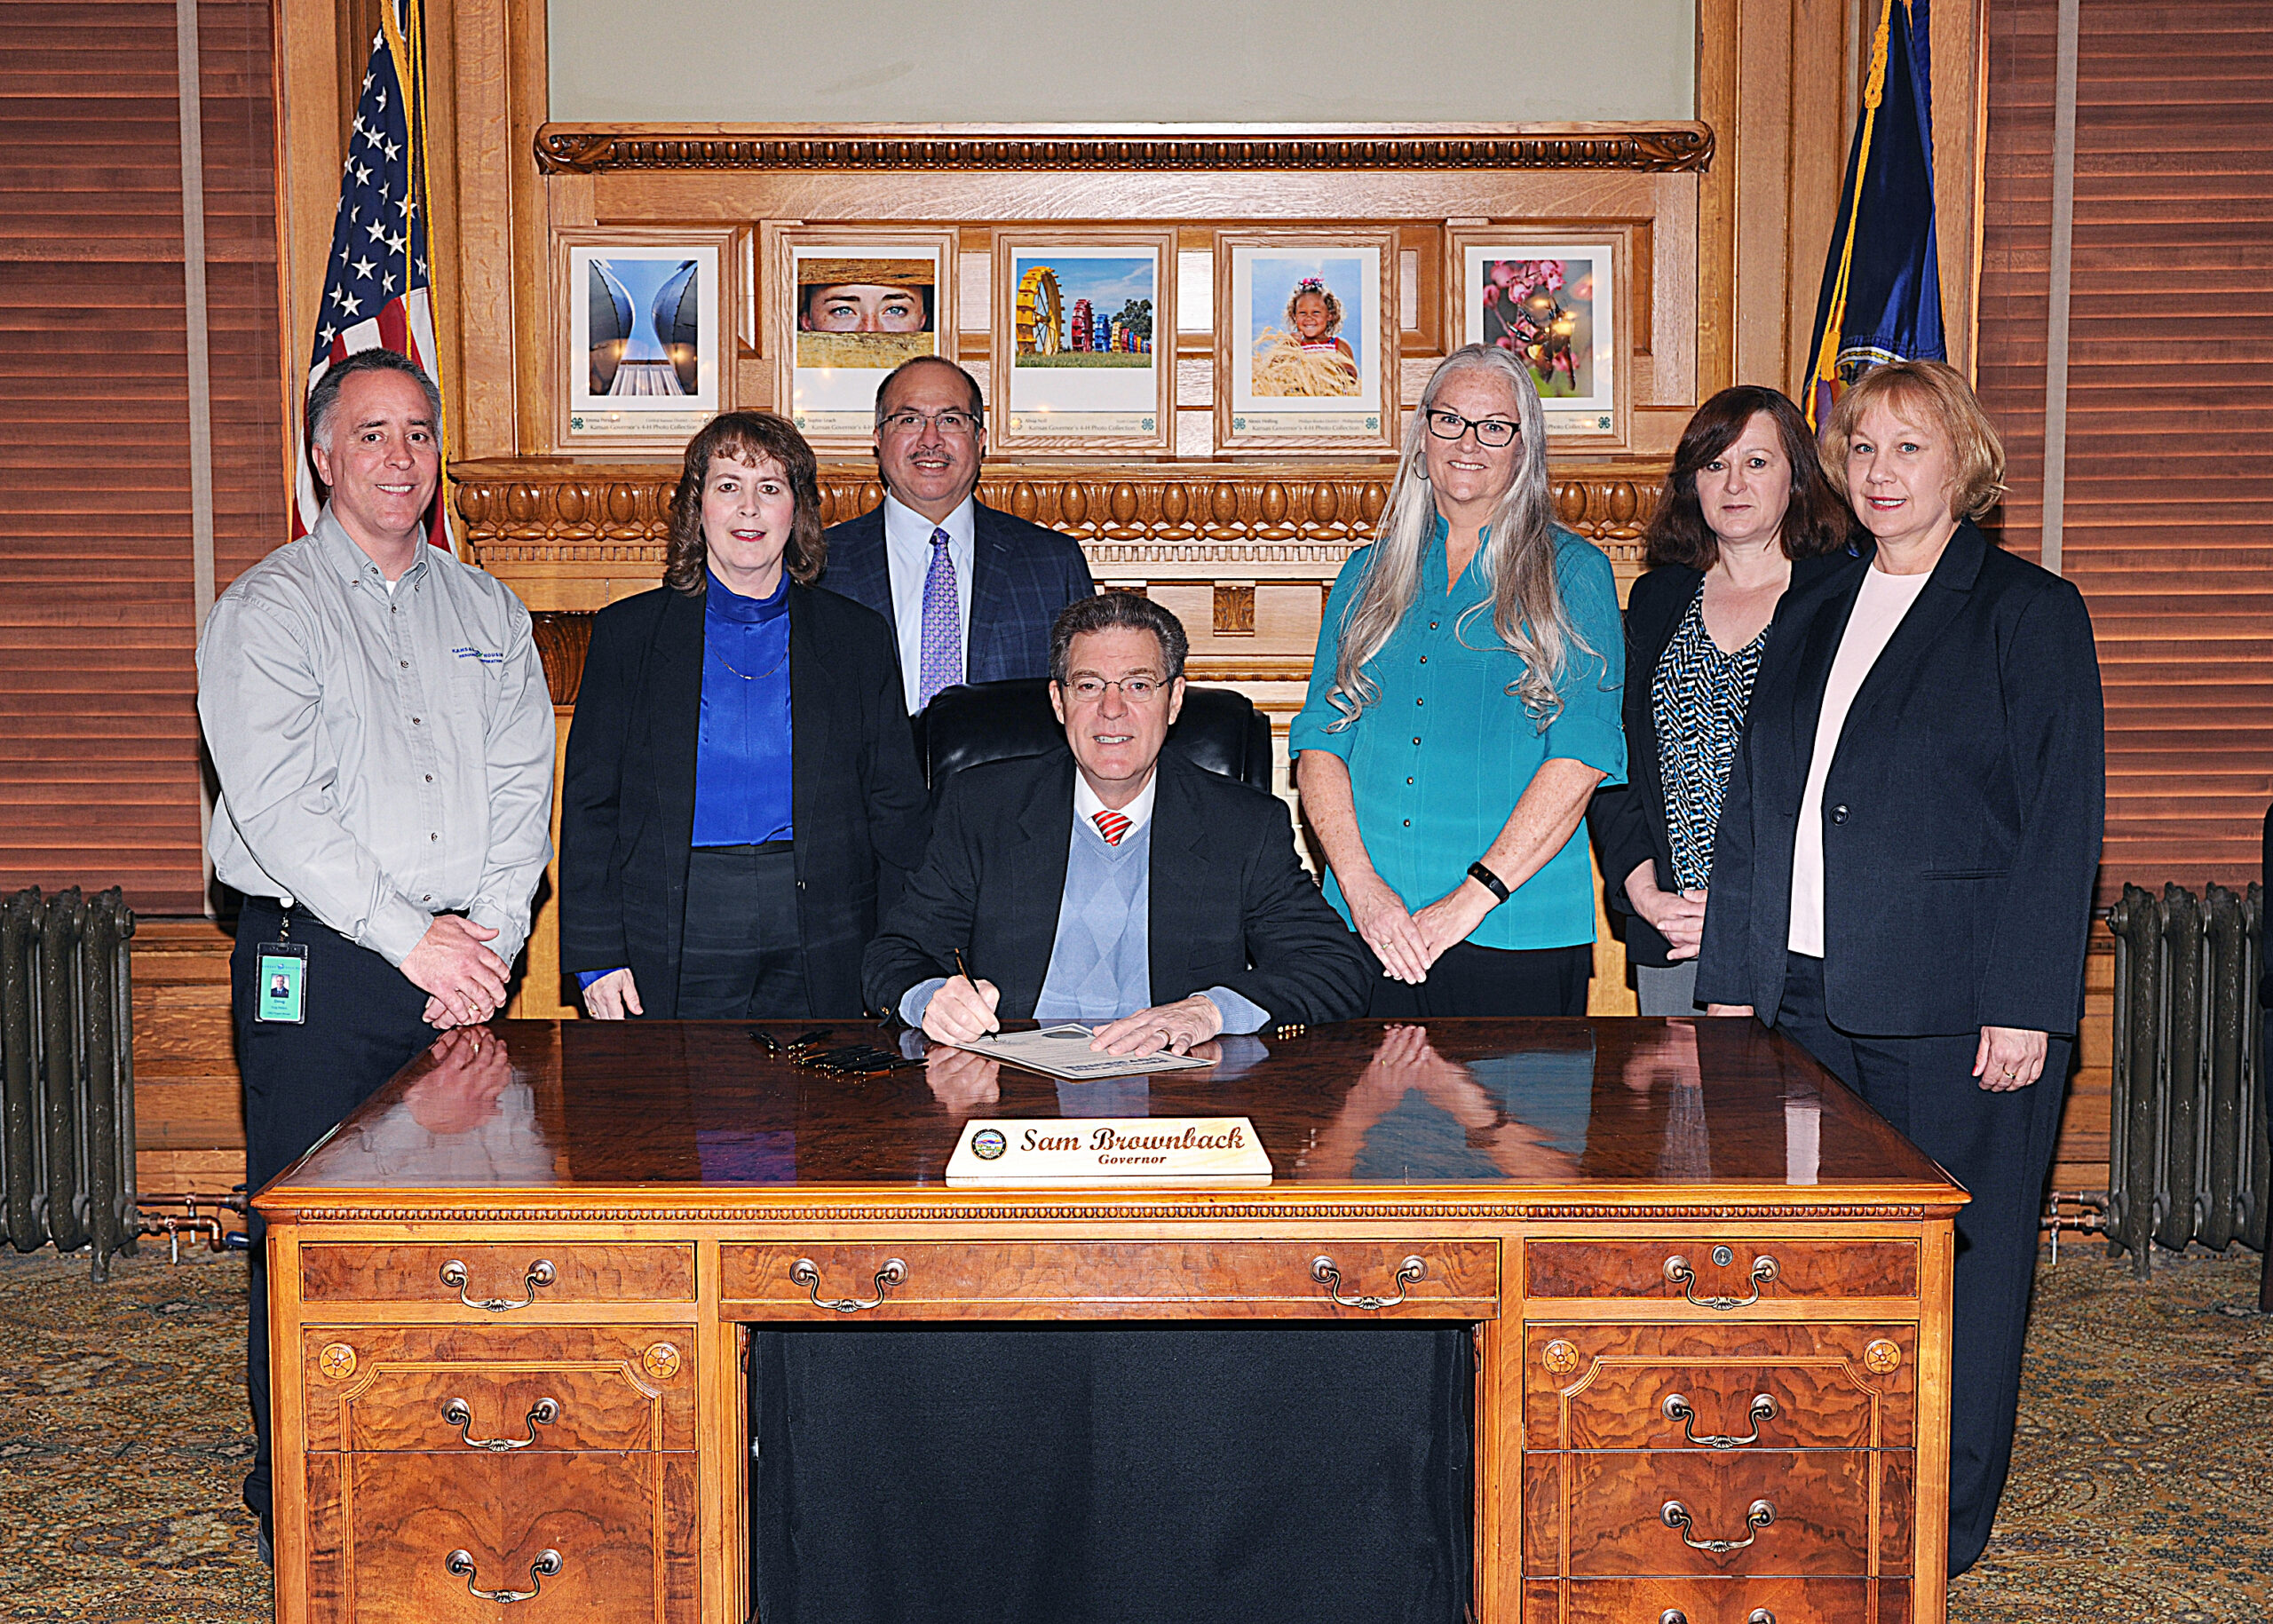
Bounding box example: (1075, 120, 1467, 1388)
(1293, 345, 1626, 1016)
(561, 411, 928, 1018)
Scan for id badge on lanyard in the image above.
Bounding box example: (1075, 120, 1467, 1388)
(256, 904, 309, 1024)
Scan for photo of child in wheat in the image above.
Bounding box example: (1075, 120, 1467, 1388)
(1249, 265, 1363, 398)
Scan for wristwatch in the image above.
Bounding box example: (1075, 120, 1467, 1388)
(1466, 860, 1510, 903)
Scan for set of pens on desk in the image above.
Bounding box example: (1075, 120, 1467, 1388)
(750, 1026, 926, 1077)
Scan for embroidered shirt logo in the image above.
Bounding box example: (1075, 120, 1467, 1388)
(451, 646, 504, 665)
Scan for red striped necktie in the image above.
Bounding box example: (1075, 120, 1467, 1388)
(1092, 808, 1132, 846)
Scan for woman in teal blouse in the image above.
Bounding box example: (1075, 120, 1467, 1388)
(1293, 345, 1626, 1015)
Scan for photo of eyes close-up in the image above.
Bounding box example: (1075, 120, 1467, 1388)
(794, 256, 939, 371)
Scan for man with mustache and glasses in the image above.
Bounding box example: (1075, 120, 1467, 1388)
(819, 355, 1095, 714)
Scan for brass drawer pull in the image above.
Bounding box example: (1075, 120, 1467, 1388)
(439, 1257, 556, 1312)
(1662, 1251, 1778, 1310)
(445, 1548, 561, 1603)
(1659, 1496, 1775, 1554)
(440, 1396, 558, 1451)
(791, 1256, 906, 1312)
(1660, 1390, 1777, 1449)
(1311, 1254, 1427, 1311)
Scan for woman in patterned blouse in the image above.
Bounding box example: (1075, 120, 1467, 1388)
(1588, 385, 1851, 1013)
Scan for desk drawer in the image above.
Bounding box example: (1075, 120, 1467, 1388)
(1525, 1323, 1917, 1450)
(305, 1450, 697, 1623)
(721, 1240, 1499, 1319)
(1525, 1240, 1917, 1304)
(300, 1327, 696, 1453)
(1524, 1448, 1913, 1577)
(301, 1243, 695, 1309)
(1520, 1576, 1911, 1624)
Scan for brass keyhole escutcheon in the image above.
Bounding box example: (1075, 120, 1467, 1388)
(1541, 1339, 1580, 1375)
(319, 1343, 357, 1381)
(643, 1341, 682, 1380)
(1865, 1338, 1903, 1374)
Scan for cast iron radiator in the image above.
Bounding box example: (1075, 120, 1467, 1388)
(0, 887, 139, 1281)
(2104, 883, 2267, 1277)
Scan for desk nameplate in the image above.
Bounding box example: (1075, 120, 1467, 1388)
(946, 1115, 1268, 1182)
(720, 1239, 1501, 1320)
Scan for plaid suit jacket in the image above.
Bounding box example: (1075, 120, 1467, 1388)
(819, 499, 1096, 688)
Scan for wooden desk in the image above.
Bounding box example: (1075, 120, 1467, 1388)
(257, 1018, 1965, 1624)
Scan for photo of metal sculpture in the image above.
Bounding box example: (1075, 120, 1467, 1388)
(586, 256, 700, 396)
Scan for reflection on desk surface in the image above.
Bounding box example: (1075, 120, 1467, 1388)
(276, 1017, 1929, 1193)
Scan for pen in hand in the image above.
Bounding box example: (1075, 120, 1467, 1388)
(932, 947, 1002, 1043)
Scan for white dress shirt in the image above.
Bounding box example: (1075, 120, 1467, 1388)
(1787, 565, 1934, 956)
(1072, 770, 1157, 841)
(882, 493, 976, 712)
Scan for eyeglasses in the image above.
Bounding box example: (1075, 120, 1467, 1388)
(1424, 409, 1520, 448)
(1061, 675, 1169, 703)
(879, 408, 981, 438)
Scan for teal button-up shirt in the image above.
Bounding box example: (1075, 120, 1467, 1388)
(1291, 519, 1626, 951)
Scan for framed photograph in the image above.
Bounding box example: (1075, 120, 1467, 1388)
(764, 226, 958, 452)
(555, 227, 739, 454)
(1448, 226, 1631, 448)
(1213, 229, 1398, 455)
(987, 229, 1175, 456)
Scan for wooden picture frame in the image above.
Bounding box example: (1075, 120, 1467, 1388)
(986, 227, 1176, 457)
(555, 226, 741, 455)
(1447, 225, 1635, 451)
(764, 224, 959, 453)
(1212, 228, 1398, 456)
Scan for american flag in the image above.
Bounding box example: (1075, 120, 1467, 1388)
(293, 0, 449, 547)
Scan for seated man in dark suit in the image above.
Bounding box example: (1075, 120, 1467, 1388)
(819, 354, 1095, 712)
(863, 591, 1370, 1042)
(773, 598, 1453, 1624)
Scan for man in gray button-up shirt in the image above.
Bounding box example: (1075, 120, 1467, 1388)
(196, 349, 553, 1555)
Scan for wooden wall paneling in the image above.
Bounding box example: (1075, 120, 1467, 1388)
(1978, 0, 2273, 899)
(441, 0, 522, 457)
(1974, 0, 2054, 567)
(272, 0, 341, 500)
(130, 917, 246, 1224)
(1696, 0, 1740, 396)
(200, 0, 290, 598)
(1930, 0, 1990, 380)
(508, 0, 550, 456)
(0, 0, 264, 912)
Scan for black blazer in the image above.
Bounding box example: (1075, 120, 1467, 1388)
(1589, 554, 1847, 967)
(1693, 520, 2104, 1036)
(559, 581, 930, 1018)
(862, 748, 1371, 1026)
(819, 500, 1097, 689)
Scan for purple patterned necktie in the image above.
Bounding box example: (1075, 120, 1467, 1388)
(915, 527, 962, 709)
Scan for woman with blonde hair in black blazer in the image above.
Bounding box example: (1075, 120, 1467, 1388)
(1696, 360, 2103, 1575)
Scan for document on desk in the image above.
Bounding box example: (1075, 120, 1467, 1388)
(947, 1116, 1272, 1185)
(946, 1024, 1216, 1081)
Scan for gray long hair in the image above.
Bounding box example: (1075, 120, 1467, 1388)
(1324, 344, 1587, 730)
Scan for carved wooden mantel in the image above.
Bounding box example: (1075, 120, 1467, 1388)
(454, 457, 1664, 706)
(532, 122, 1717, 176)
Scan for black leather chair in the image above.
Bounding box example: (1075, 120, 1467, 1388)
(911, 677, 1274, 799)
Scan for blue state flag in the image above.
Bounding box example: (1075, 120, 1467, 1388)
(1804, 0, 1946, 427)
